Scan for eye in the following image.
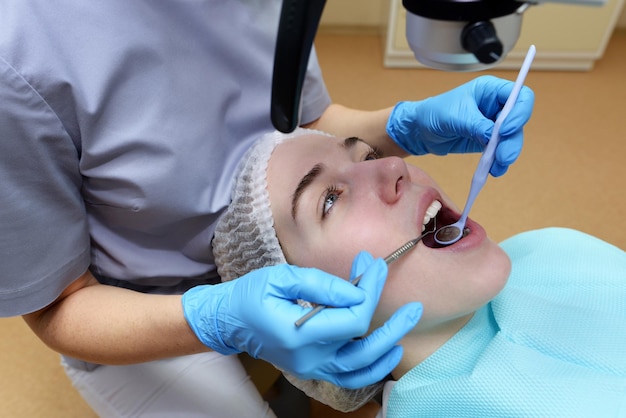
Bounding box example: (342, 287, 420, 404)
(363, 147, 382, 161)
(322, 185, 341, 218)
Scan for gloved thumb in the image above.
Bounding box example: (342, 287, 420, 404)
(278, 264, 367, 308)
(350, 251, 376, 280)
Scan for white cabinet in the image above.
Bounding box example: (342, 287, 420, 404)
(384, 0, 625, 70)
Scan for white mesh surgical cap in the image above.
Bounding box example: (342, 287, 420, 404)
(212, 128, 383, 413)
(213, 128, 330, 282)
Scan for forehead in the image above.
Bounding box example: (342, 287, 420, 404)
(269, 134, 369, 170)
(266, 134, 346, 219)
(268, 134, 340, 184)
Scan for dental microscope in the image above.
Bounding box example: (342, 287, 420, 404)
(270, 0, 607, 134)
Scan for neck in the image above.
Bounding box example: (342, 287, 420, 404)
(392, 313, 474, 380)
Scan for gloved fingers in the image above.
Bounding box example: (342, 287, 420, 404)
(490, 132, 524, 177)
(438, 79, 504, 152)
(433, 92, 491, 152)
(489, 161, 509, 178)
(487, 85, 533, 176)
(329, 302, 423, 373)
(475, 76, 533, 123)
(349, 251, 376, 280)
(475, 75, 515, 119)
(319, 302, 422, 388)
(293, 257, 388, 341)
(326, 345, 404, 389)
(386, 101, 429, 156)
(440, 76, 512, 151)
(469, 118, 495, 150)
(346, 255, 387, 316)
(386, 75, 533, 161)
(498, 86, 534, 139)
(274, 264, 366, 308)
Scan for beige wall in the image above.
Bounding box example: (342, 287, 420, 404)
(321, 0, 626, 29)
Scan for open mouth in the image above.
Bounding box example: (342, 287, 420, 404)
(422, 203, 467, 248)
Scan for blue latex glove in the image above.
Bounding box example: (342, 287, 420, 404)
(182, 251, 422, 389)
(386, 75, 535, 176)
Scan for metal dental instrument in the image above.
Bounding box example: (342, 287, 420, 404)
(294, 219, 437, 327)
(434, 44, 536, 246)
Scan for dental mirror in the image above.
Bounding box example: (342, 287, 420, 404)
(434, 45, 536, 246)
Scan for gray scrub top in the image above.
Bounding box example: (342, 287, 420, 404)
(0, 0, 331, 316)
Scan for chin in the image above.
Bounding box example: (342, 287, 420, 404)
(444, 236, 512, 307)
(477, 242, 512, 300)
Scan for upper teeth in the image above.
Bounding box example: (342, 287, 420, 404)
(422, 200, 442, 231)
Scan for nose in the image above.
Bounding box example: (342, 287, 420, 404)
(359, 156, 410, 204)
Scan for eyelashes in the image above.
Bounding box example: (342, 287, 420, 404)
(320, 146, 381, 219)
(322, 185, 341, 218)
(366, 147, 382, 161)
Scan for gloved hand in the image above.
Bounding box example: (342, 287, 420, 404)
(386, 75, 535, 176)
(182, 251, 422, 389)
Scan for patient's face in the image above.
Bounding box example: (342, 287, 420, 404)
(266, 134, 510, 331)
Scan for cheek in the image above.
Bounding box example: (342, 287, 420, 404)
(286, 221, 392, 280)
(280, 231, 354, 279)
(325, 219, 398, 277)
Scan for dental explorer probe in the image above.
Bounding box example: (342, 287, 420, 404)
(294, 219, 437, 327)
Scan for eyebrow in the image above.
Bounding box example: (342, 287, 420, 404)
(290, 136, 364, 220)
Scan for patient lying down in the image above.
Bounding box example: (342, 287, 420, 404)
(212, 128, 626, 417)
